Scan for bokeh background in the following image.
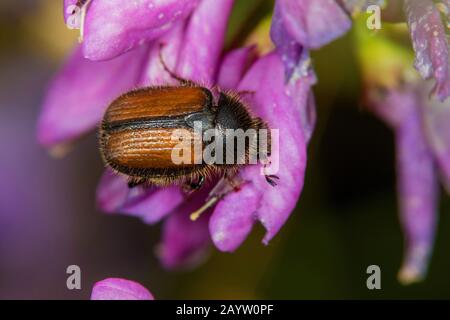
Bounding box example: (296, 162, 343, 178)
(1, 0, 450, 299)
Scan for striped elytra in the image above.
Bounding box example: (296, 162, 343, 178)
(99, 85, 270, 188)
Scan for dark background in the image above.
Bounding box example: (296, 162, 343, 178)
(1, 0, 450, 299)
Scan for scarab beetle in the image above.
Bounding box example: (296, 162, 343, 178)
(99, 49, 278, 192)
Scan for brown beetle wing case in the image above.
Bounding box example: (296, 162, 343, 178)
(100, 86, 215, 185)
(104, 128, 203, 169)
(103, 86, 212, 123)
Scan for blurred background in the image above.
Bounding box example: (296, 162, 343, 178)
(1, 0, 450, 299)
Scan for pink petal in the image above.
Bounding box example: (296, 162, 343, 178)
(96, 169, 131, 213)
(302, 89, 317, 143)
(422, 94, 450, 192)
(209, 184, 262, 252)
(121, 186, 184, 225)
(372, 88, 438, 284)
(241, 53, 315, 244)
(81, 0, 200, 61)
(37, 44, 149, 147)
(405, 0, 450, 102)
(158, 189, 211, 269)
(217, 46, 257, 90)
(176, 0, 235, 84)
(277, 0, 351, 49)
(91, 278, 154, 300)
(139, 21, 186, 87)
(210, 52, 314, 248)
(96, 169, 184, 225)
(270, 0, 304, 79)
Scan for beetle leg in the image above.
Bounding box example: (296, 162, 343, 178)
(209, 171, 244, 197)
(260, 157, 279, 187)
(224, 171, 243, 192)
(190, 176, 206, 190)
(182, 175, 205, 193)
(158, 43, 196, 86)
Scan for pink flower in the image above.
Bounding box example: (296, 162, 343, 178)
(371, 86, 439, 284)
(63, 0, 201, 61)
(38, 0, 327, 269)
(361, 0, 450, 283)
(91, 278, 154, 300)
(39, 1, 450, 283)
(405, 0, 450, 102)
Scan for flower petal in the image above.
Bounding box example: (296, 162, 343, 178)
(139, 21, 186, 87)
(270, 0, 304, 79)
(91, 278, 154, 300)
(422, 93, 450, 192)
(37, 44, 149, 147)
(276, 0, 351, 50)
(210, 52, 312, 248)
(96, 169, 184, 225)
(299, 78, 317, 143)
(209, 184, 261, 252)
(158, 189, 211, 269)
(121, 186, 184, 225)
(217, 46, 257, 90)
(405, 0, 450, 102)
(176, 0, 235, 84)
(96, 169, 131, 213)
(240, 53, 312, 243)
(81, 0, 200, 61)
(372, 88, 438, 284)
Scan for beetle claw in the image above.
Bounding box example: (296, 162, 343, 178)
(265, 174, 280, 187)
(183, 176, 205, 193)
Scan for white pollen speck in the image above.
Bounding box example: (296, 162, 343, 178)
(213, 231, 225, 243)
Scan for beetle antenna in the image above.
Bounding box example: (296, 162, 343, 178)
(159, 43, 196, 87)
(158, 43, 193, 85)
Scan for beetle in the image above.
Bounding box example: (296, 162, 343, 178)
(99, 47, 279, 192)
